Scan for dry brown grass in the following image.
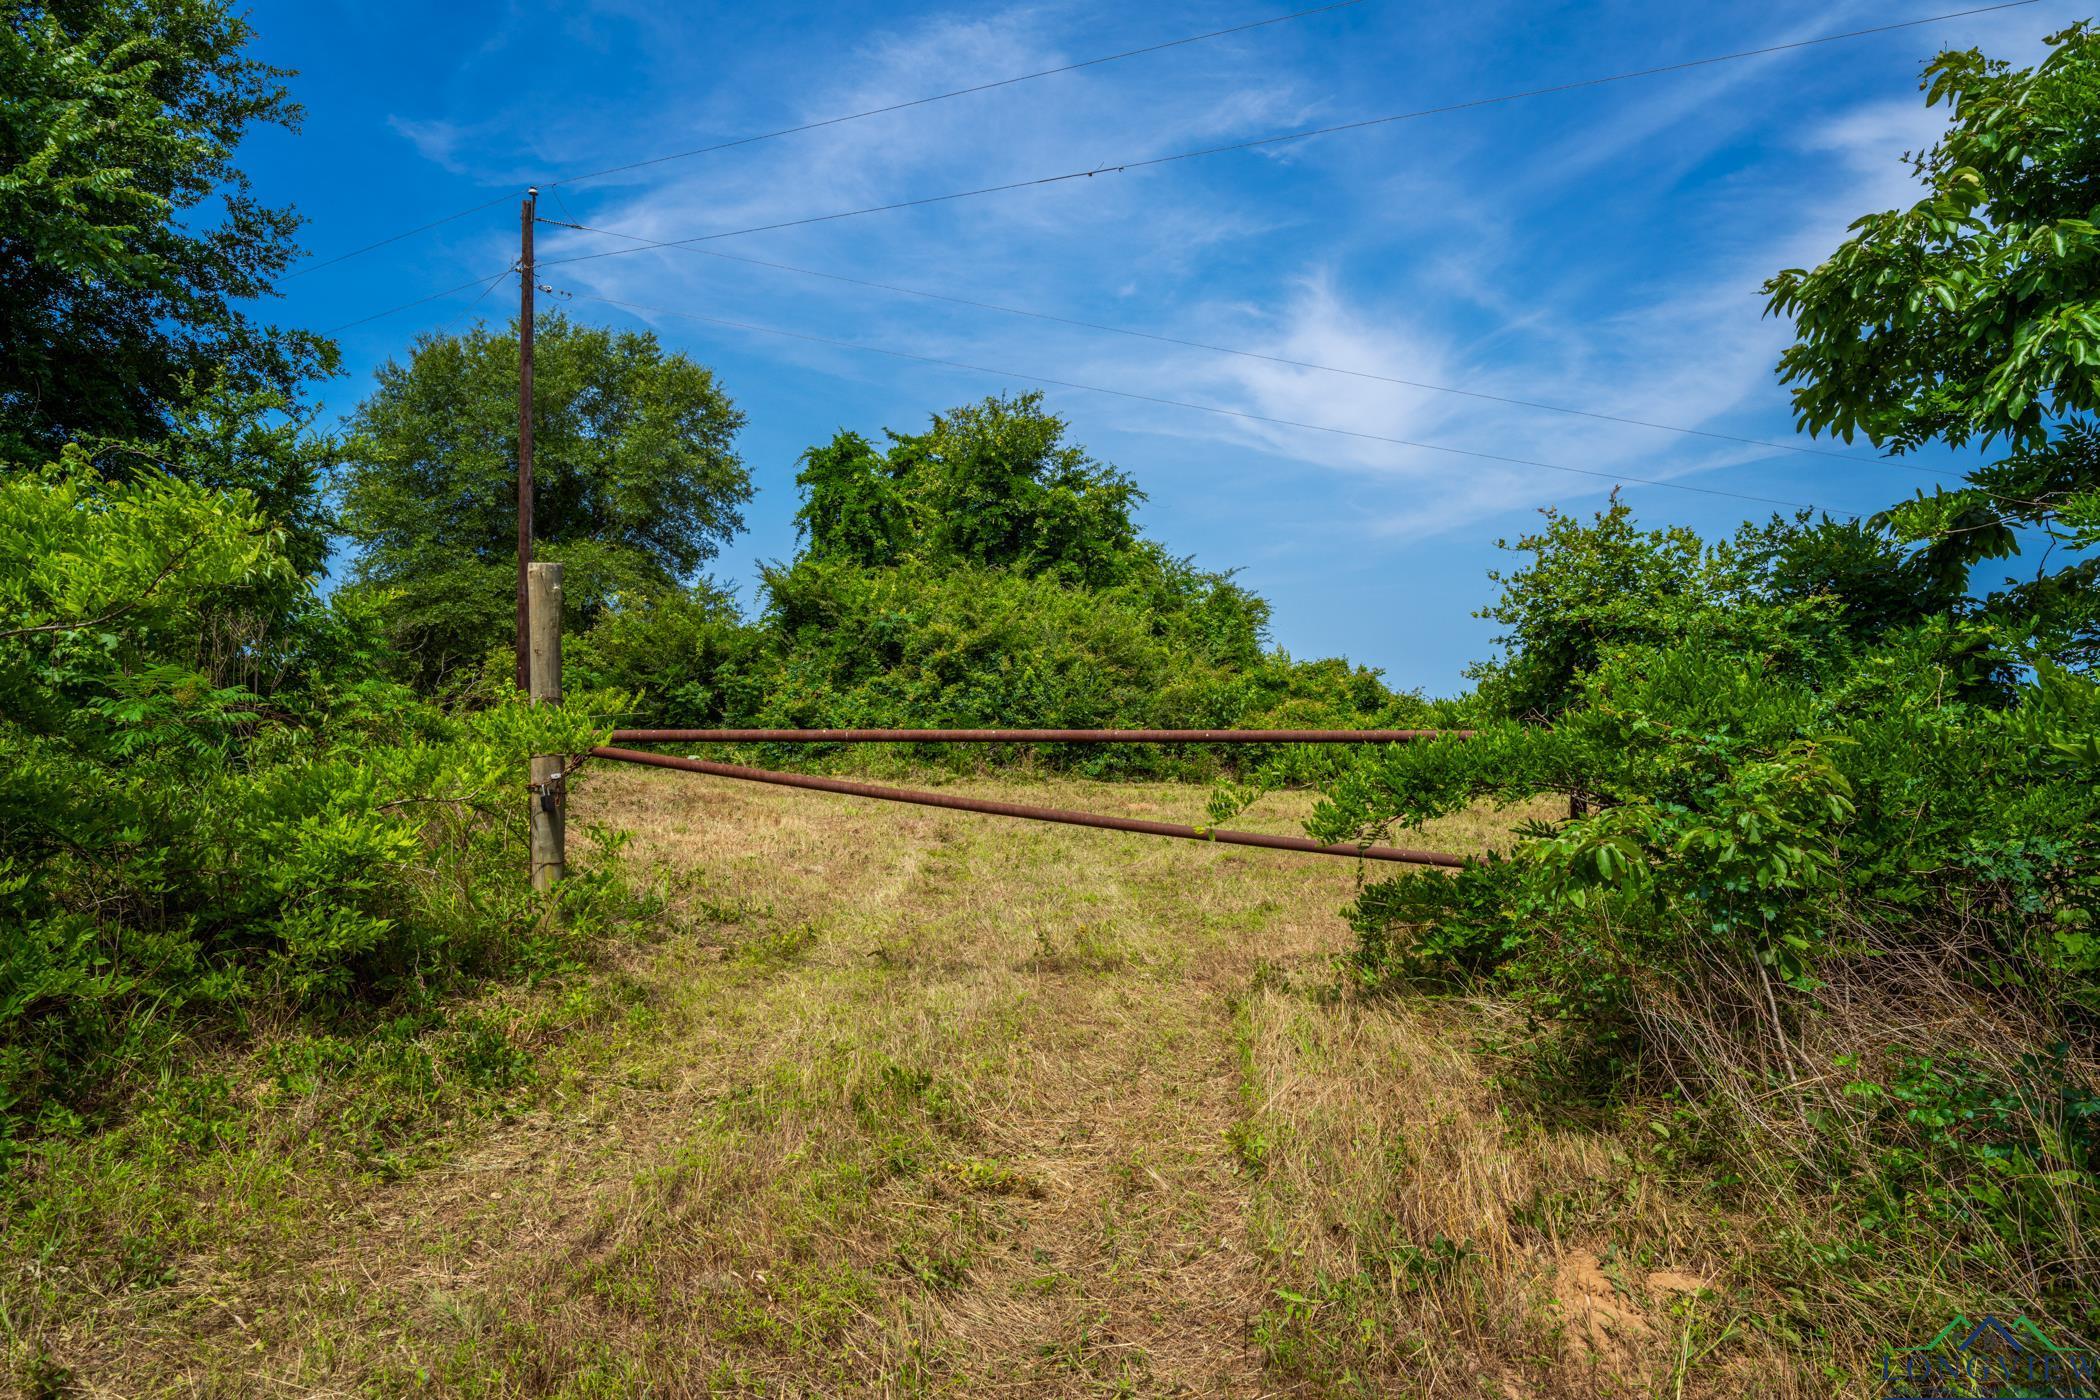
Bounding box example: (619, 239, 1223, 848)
(8, 770, 1812, 1397)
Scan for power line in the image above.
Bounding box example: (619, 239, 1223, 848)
(435, 261, 524, 334)
(539, 1, 2039, 271)
(538, 216, 1961, 474)
(549, 2, 1366, 189)
(326, 266, 516, 334)
(278, 3, 1358, 282)
(287, 195, 513, 281)
(557, 286, 1834, 513)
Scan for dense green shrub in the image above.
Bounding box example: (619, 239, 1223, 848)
(0, 0, 660, 1177)
(0, 458, 621, 1151)
(738, 557, 1413, 775)
(572, 393, 1424, 775)
(1313, 500, 2100, 1318)
(1465, 496, 1965, 721)
(565, 579, 762, 728)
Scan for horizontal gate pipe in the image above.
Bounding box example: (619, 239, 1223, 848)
(607, 727, 1468, 744)
(588, 746, 1468, 868)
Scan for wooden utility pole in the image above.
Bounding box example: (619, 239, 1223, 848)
(528, 561, 566, 890)
(515, 187, 537, 692)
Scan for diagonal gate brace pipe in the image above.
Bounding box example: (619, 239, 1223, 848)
(588, 746, 1467, 868)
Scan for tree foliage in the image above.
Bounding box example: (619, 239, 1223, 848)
(1468, 495, 1964, 720)
(0, 0, 333, 461)
(1313, 34, 2100, 1295)
(0, 455, 628, 1147)
(1316, 503, 2100, 1317)
(337, 313, 750, 688)
(575, 393, 1418, 767)
(795, 392, 1145, 587)
(1766, 21, 2100, 663)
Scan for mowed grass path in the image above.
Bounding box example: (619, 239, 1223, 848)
(27, 771, 1773, 1396)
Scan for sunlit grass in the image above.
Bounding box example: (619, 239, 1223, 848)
(3, 768, 1873, 1396)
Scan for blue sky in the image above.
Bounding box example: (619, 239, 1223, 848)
(245, 0, 2074, 695)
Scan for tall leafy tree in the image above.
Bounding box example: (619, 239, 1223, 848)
(337, 313, 750, 688)
(794, 429, 913, 568)
(794, 392, 1145, 588)
(1467, 497, 1736, 720)
(0, 0, 333, 461)
(1766, 22, 2100, 668)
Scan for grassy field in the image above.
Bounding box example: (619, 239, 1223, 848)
(6, 769, 1819, 1396)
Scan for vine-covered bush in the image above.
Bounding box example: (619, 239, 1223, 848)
(569, 392, 1429, 774)
(1312, 502, 2100, 1321)
(0, 458, 621, 1150)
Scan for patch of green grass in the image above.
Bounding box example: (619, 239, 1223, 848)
(1026, 921, 1133, 973)
(731, 920, 821, 967)
(0, 928, 673, 1384)
(941, 1156, 1036, 1196)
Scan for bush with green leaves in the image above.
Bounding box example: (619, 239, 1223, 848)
(1311, 498, 2100, 1318)
(739, 556, 1408, 773)
(565, 579, 762, 728)
(572, 392, 1423, 774)
(0, 456, 624, 1150)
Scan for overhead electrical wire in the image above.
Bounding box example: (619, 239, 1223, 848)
(305, 0, 2029, 513)
(434, 261, 524, 335)
(279, 2, 1360, 280)
(325, 265, 516, 334)
(286, 195, 514, 281)
(538, 216, 1974, 477)
(556, 286, 1837, 513)
(547, 2, 1368, 188)
(538, 0, 2041, 271)
(302, 0, 2032, 287)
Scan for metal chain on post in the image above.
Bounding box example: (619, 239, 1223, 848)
(528, 561, 566, 890)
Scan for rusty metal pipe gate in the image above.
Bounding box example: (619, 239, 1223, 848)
(589, 728, 1470, 869)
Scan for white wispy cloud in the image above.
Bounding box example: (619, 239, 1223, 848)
(387, 1, 2073, 546)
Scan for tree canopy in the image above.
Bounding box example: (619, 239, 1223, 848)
(1766, 21, 2100, 666)
(0, 0, 333, 462)
(337, 313, 750, 688)
(795, 392, 1145, 588)
(1469, 498, 1967, 720)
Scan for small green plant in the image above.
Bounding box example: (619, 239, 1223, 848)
(941, 1157, 1035, 1195)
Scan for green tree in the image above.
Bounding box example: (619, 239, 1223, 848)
(795, 392, 1144, 587)
(1472, 494, 1974, 723)
(794, 430, 913, 567)
(1732, 511, 1964, 647)
(0, 0, 333, 461)
(337, 313, 750, 689)
(1765, 22, 2100, 668)
(577, 391, 1406, 755)
(1467, 495, 1742, 719)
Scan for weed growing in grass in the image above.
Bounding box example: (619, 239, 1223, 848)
(731, 921, 821, 968)
(1026, 921, 1133, 973)
(943, 1157, 1038, 1196)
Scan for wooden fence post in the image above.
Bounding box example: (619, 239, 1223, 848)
(528, 561, 565, 890)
